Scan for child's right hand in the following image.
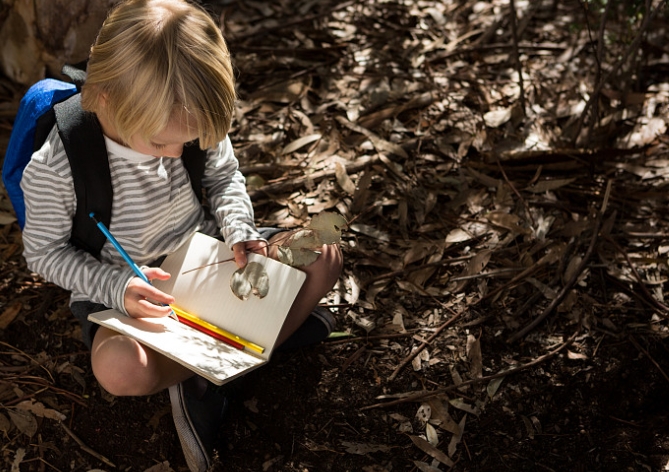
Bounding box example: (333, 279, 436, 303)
(124, 267, 175, 319)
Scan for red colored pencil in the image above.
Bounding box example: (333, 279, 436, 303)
(176, 314, 245, 350)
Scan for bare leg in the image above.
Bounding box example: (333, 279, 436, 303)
(91, 326, 194, 396)
(266, 233, 343, 345)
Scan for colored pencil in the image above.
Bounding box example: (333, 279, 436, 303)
(170, 305, 265, 354)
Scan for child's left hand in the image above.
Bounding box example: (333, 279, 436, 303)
(232, 240, 268, 268)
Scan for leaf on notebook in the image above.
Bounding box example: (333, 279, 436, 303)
(230, 262, 269, 300)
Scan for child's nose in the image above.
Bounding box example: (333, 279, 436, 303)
(161, 144, 184, 158)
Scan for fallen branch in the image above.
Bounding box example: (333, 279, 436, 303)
(629, 335, 669, 384)
(362, 327, 579, 410)
(572, 0, 667, 145)
(248, 154, 380, 200)
(603, 234, 669, 315)
(388, 310, 464, 382)
(508, 213, 603, 342)
(61, 422, 116, 468)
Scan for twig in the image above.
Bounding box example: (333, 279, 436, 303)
(362, 327, 579, 410)
(0, 341, 55, 383)
(477, 257, 546, 303)
(326, 330, 419, 346)
(508, 0, 526, 114)
(60, 422, 116, 468)
(508, 213, 602, 342)
(603, 234, 669, 315)
(388, 310, 464, 382)
(495, 155, 534, 227)
(572, 0, 667, 145)
(363, 254, 473, 286)
(248, 154, 381, 200)
(628, 335, 669, 384)
(232, 0, 355, 41)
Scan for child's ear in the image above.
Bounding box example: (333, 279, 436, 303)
(97, 92, 109, 110)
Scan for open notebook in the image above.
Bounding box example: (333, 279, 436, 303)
(88, 232, 306, 385)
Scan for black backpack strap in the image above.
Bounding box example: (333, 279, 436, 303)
(53, 94, 112, 259)
(181, 142, 207, 203)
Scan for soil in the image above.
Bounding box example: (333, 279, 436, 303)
(3, 0, 669, 471)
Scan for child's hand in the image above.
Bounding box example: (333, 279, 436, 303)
(232, 240, 268, 268)
(124, 267, 175, 319)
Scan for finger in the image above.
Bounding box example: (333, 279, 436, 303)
(130, 278, 175, 306)
(233, 244, 248, 268)
(142, 267, 172, 281)
(136, 299, 175, 318)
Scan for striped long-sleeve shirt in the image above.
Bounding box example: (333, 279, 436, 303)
(21, 126, 262, 314)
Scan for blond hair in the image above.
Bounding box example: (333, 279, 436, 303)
(81, 0, 235, 149)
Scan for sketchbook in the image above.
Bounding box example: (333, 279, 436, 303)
(88, 232, 306, 385)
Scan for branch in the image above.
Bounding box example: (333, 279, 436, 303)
(362, 327, 580, 410)
(508, 213, 602, 342)
(388, 310, 464, 382)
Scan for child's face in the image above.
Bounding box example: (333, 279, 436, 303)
(128, 114, 200, 158)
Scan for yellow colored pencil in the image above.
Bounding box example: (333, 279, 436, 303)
(170, 305, 265, 354)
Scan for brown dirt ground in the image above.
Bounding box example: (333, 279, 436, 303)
(3, 1, 669, 471)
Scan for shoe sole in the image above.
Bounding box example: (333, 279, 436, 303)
(169, 383, 211, 472)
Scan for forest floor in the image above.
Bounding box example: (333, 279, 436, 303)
(3, 0, 669, 471)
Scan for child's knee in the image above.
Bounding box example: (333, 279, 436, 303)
(91, 331, 156, 396)
(306, 244, 343, 289)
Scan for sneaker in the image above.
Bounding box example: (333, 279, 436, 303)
(169, 375, 228, 472)
(278, 305, 336, 351)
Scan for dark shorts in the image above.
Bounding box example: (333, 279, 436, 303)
(71, 227, 286, 349)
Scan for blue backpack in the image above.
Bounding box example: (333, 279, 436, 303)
(2, 66, 206, 259)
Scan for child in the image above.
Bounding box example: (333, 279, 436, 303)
(19, 0, 342, 470)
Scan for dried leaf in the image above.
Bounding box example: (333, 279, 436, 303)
(447, 414, 467, 457)
(281, 133, 321, 154)
(445, 228, 472, 243)
(0, 211, 17, 225)
(349, 223, 390, 242)
(449, 398, 480, 416)
(16, 400, 66, 421)
(452, 249, 492, 293)
(425, 423, 439, 446)
(308, 212, 348, 244)
(486, 211, 531, 235)
(526, 178, 577, 193)
(7, 408, 38, 438)
(277, 246, 320, 267)
(0, 412, 12, 435)
(487, 375, 506, 399)
(11, 448, 26, 472)
(409, 435, 454, 467)
(415, 403, 432, 425)
(340, 441, 392, 454)
(625, 117, 667, 147)
(335, 161, 356, 194)
(0, 302, 21, 329)
(466, 334, 482, 379)
(483, 107, 513, 128)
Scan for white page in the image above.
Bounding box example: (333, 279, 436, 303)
(89, 310, 265, 385)
(154, 232, 306, 358)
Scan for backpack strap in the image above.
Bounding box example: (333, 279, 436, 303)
(36, 85, 208, 260)
(182, 143, 206, 202)
(53, 94, 113, 258)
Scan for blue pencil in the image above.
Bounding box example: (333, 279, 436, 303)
(89, 212, 178, 320)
